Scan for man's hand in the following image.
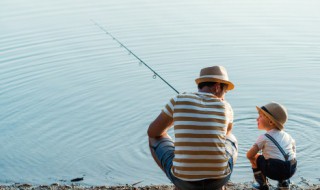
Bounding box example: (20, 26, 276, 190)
(226, 123, 233, 136)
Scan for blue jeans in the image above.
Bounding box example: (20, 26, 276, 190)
(150, 137, 237, 190)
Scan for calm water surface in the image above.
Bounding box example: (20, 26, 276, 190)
(1, 0, 320, 186)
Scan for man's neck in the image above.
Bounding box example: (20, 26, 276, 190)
(198, 88, 222, 99)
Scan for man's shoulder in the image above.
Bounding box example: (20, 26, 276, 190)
(179, 92, 197, 96)
(223, 100, 232, 107)
(176, 92, 202, 100)
(175, 92, 231, 107)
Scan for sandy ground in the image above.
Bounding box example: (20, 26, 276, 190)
(1, 181, 319, 190)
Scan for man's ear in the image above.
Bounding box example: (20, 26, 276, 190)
(214, 82, 221, 91)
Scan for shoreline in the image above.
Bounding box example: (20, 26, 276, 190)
(1, 181, 320, 190)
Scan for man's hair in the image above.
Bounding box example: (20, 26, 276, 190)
(198, 82, 227, 90)
(198, 82, 217, 89)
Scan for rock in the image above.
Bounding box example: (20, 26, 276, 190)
(17, 183, 32, 188)
(71, 177, 84, 182)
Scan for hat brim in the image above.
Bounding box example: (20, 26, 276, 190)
(256, 106, 284, 130)
(195, 78, 234, 90)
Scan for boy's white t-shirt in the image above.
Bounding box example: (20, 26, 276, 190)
(255, 129, 296, 161)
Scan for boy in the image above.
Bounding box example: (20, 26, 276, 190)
(247, 102, 297, 190)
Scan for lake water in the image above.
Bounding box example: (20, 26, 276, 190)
(1, 0, 320, 186)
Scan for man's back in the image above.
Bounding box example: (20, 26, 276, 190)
(162, 92, 231, 181)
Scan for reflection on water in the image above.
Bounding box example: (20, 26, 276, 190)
(0, 0, 320, 186)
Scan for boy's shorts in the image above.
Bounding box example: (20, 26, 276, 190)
(150, 137, 238, 190)
(257, 155, 297, 181)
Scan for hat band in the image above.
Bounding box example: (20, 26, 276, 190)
(198, 75, 229, 81)
(261, 106, 274, 117)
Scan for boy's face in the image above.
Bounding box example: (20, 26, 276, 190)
(257, 112, 271, 130)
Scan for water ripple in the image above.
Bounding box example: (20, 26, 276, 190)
(1, 0, 320, 185)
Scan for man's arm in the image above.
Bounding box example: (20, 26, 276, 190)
(225, 101, 234, 136)
(226, 123, 233, 136)
(147, 111, 173, 138)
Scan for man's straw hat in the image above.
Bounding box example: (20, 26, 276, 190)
(256, 102, 288, 130)
(195, 66, 234, 90)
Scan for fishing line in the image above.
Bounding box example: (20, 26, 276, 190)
(90, 19, 179, 94)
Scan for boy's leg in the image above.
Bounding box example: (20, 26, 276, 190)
(273, 159, 297, 190)
(277, 180, 290, 190)
(252, 168, 269, 190)
(252, 155, 269, 190)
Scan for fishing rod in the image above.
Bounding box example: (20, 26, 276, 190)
(90, 19, 179, 94)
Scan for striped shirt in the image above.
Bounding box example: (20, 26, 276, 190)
(162, 92, 233, 181)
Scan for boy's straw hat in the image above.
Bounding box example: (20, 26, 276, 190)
(195, 66, 234, 90)
(256, 102, 288, 130)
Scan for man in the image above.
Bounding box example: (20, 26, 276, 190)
(147, 66, 238, 190)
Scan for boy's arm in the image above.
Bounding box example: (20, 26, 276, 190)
(247, 144, 260, 168)
(247, 144, 260, 158)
